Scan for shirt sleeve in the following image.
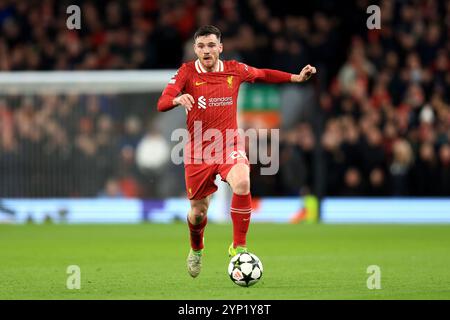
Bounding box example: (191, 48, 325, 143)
(157, 64, 189, 112)
(237, 62, 292, 84)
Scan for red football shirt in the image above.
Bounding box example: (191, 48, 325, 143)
(158, 59, 291, 161)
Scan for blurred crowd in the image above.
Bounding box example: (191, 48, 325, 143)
(329, 0, 450, 196)
(0, 0, 342, 76)
(273, 0, 450, 196)
(0, 93, 171, 197)
(0, 0, 450, 197)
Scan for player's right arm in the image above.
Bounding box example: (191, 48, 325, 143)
(157, 64, 195, 112)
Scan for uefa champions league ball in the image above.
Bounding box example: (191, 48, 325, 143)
(228, 252, 263, 287)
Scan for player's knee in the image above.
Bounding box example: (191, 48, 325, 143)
(232, 178, 250, 195)
(191, 204, 208, 223)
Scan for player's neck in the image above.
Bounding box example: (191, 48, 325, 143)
(204, 64, 216, 72)
(198, 59, 221, 72)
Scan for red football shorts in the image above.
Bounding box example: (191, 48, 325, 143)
(184, 150, 249, 200)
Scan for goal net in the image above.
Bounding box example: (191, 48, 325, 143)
(0, 70, 186, 199)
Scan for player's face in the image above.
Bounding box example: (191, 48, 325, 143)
(194, 34, 223, 71)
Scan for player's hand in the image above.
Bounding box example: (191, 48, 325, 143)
(173, 94, 195, 111)
(295, 64, 317, 82)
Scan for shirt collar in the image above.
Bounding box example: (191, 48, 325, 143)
(195, 59, 223, 73)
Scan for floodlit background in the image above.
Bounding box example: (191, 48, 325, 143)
(0, 0, 449, 221)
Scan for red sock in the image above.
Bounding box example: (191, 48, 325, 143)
(230, 193, 252, 248)
(187, 216, 207, 251)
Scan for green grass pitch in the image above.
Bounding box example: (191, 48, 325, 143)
(0, 223, 449, 299)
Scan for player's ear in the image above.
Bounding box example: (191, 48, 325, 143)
(219, 43, 223, 54)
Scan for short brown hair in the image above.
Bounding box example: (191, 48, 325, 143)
(194, 25, 221, 42)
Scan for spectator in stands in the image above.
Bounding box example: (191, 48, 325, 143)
(98, 178, 124, 198)
(341, 167, 365, 196)
(411, 142, 439, 196)
(389, 139, 414, 196)
(135, 127, 170, 198)
(368, 167, 389, 196)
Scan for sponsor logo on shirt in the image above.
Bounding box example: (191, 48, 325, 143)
(198, 96, 207, 109)
(208, 96, 233, 107)
(197, 96, 234, 109)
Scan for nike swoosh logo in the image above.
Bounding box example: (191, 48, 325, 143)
(195, 81, 207, 86)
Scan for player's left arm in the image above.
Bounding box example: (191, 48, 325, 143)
(239, 62, 317, 84)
